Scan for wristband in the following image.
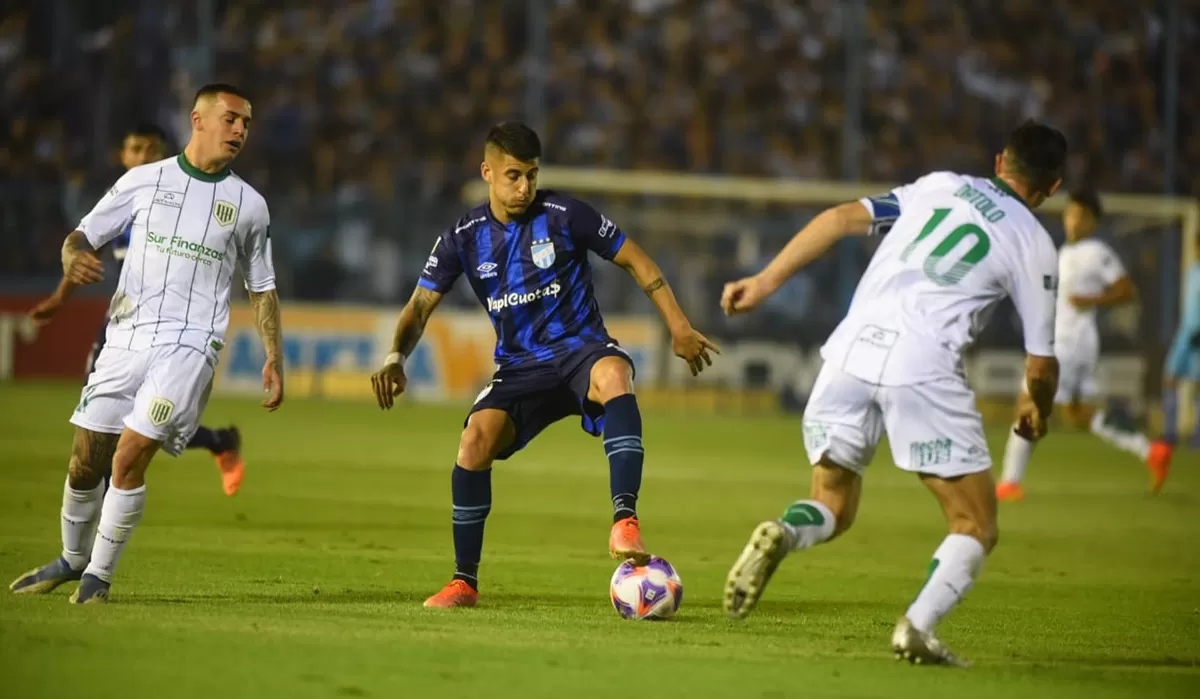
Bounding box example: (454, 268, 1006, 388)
(384, 352, 406, 368)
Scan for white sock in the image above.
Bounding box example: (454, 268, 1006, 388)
(1000, 429, 1034, 484)
(905, 533, 986, 633)
(1090, 411, 1152, 461)
(61, 478, 106, 570)
(780, 500, 836, 551)
(83, 485, 146, 583)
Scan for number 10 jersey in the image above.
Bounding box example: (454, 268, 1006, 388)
(820, 171, 1059, 386)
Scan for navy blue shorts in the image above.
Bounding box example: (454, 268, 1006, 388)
(466, 342, 635, 460)
(84, 320, 109, 381)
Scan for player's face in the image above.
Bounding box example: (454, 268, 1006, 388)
(483, 151, 538, 217)
(1063, 202, 1096, 242)
(195, 93, 252, 161)
(120, 135, 165, 170)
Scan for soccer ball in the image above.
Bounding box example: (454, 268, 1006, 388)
(609, 556, 683, 620)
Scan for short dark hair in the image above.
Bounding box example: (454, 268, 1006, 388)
(193, 83, 249, 106)
(1068, 187, 1103, 218)
(1003, 120, 1068, 195)
(126, 123, 169, 144)
(485, 122, 542, 162)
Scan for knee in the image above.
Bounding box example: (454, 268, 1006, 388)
(457, 425, 498, 471)
(67, 452, 103, 490)
(67, 430, 114, 490)
(110, 432, 157, 489)
(589, 359, 633, 404)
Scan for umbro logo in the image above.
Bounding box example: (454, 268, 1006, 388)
(477, 262, 498, 279)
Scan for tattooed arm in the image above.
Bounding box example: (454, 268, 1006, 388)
(371, 286, 445, 409)
(612, 238, 690, 334)
(61, 230, 105, 286)
(612, 238, 719, 375)
(248, 288, 284, 410)
(389, 286, 444, 358)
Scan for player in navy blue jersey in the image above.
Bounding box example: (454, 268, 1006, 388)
(26, 124, 245, 496)
(371, 122, 719, 608)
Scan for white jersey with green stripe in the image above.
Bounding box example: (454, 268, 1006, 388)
(819, 171, 1058, 386)
(76, 153, 275, 355)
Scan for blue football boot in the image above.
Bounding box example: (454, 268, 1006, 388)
(9, 557, 83, 594)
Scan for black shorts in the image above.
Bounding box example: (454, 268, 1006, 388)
(466, 341, 635, 460)
(84, 320, 109, 381)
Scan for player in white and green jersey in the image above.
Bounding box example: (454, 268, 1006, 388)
(718, 121, 1068, 666)
(26, 123, 249, 497)
(998, 189, 1172, 500)
(9, 84, 284, 604)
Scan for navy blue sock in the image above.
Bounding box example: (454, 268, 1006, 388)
(1163, 390, 1179, 444)
(186, 426, 219, 453)
(603, 394, 644, 523)
(452, 465, 491, 590)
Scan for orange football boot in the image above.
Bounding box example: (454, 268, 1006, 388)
(1146, 440, 1174, 495)
(214, 432, 245, 497)
(423, 579, 479, 608)
(996, 481, 1025, 502)
(609, 516, 650, 564)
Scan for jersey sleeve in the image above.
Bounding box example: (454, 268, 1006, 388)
(239, 198, 276, 292)
(1009, 230, 1059, 357)
(77, 170, 140, 248)
(858, 178, 922, 237)
(417, 232, 462, 293)
(568, 198, 626, 260)
(1094, 242, 1127, 286)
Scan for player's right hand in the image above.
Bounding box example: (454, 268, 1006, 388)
(27, 294, 65, 326)
(720, 275, 772, 316)
(371, 363, 407, 410)
(64, 251, 104, 285)
(1014, 392, 1049, 441)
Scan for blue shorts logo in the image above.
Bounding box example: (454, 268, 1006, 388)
(531, 238, 555, 269)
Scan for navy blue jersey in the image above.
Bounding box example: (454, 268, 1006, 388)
(419, 190, 626, 367)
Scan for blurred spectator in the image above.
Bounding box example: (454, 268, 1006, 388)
(1, 0, 1196, 345)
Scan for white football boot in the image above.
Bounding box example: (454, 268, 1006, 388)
(891, 616, 970, 667)
(724, 520, 795, 619)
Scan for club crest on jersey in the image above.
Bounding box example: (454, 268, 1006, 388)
(213, 200, 238, 227)
(147, 397, 175, 426)
(531, 237, 555, 269)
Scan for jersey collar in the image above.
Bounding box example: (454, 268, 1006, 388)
(177, 153, 231, 183)
(988, 177, 1032, 211)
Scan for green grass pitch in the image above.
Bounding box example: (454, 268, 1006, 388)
(0, 382, 1197, 698)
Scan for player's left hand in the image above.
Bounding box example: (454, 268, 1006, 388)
(261, 357, 284, 411)
(721, 275, 772, 316)
(1068, 295, 1095, 311)
(672, 326, 720, 376)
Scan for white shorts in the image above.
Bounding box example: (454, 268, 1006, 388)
(69, 344, 216, 456)
(802, 363, 991, 478)
(1054, 348, 1099, 405)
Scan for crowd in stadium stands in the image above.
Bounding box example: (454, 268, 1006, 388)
(1, 0, 1196, 324)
